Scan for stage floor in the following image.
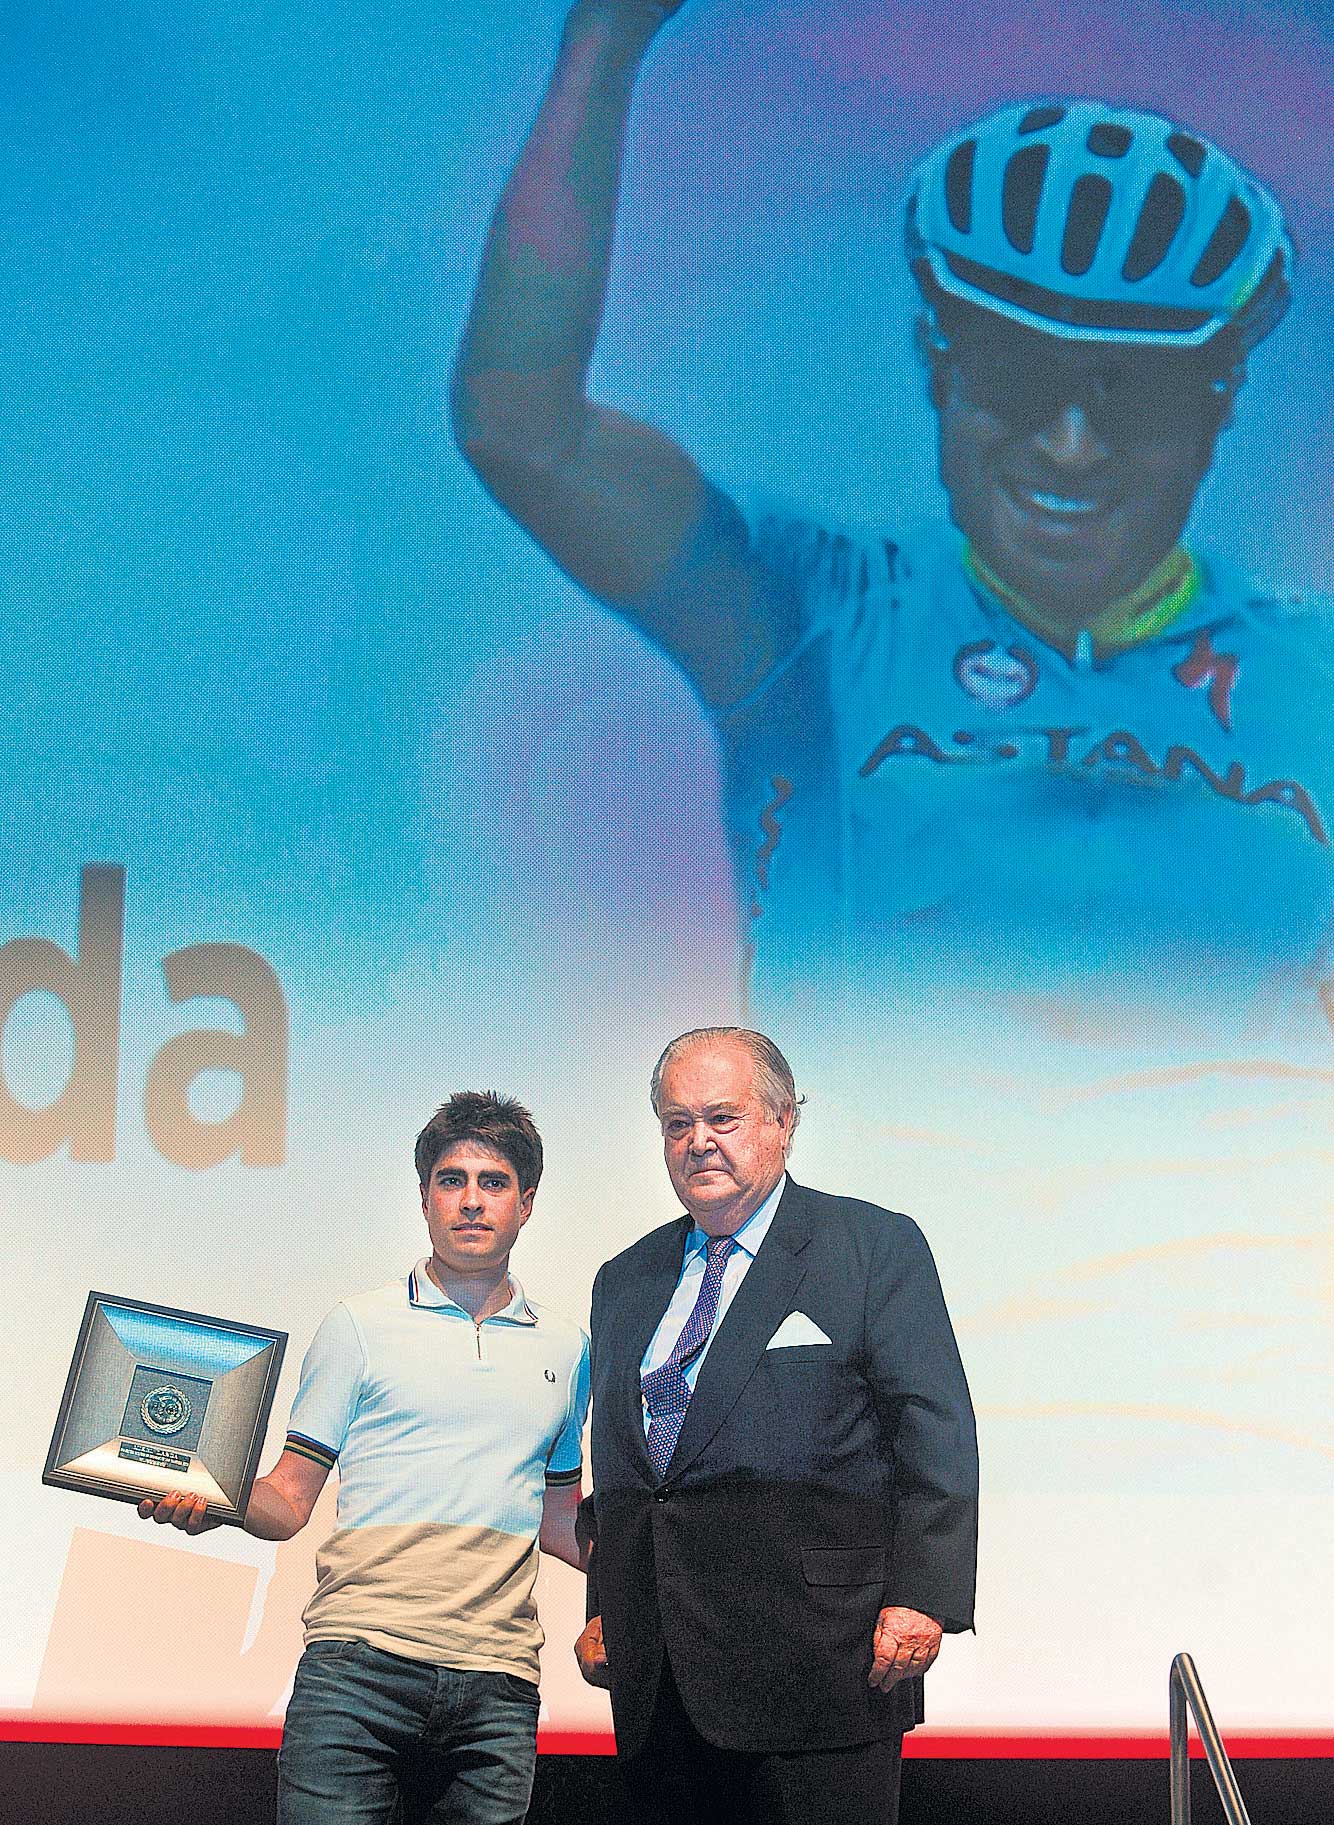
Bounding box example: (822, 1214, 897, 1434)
(3, 1744, 1333, 1825)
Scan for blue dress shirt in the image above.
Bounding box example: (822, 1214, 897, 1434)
(639, 1174, 787, 1432)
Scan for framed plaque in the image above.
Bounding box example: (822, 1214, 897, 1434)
(43, 1292, 287, 1527)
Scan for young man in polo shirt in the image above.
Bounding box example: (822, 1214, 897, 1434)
(139, 1091, 590, 1825)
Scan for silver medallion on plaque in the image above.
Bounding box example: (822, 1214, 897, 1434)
(140, 1385, 193, 1435)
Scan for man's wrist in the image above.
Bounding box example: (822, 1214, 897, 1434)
(880, 1601, 944, 1630)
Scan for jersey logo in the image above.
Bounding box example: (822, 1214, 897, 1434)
(1171, 628, 1239, 732)
(857, 723, 1327, 847)
(953, 640, 1038, 710)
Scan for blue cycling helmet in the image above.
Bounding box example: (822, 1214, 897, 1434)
(906, 100, 1292, 352)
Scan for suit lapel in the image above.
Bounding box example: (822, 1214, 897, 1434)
(666, 1178, 815, 1480)
(606, 1218, 691, 1468)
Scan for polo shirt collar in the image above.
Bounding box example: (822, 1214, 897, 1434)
(682, 1172, 787, 1262)
(407, 1258, 538, 1324)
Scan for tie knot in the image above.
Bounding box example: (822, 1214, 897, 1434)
(706, 1235, 737, 1263)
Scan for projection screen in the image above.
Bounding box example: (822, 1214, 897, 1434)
(3, 0, 1331, 1750)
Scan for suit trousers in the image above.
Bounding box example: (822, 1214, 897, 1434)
(618, 1654, 903, 1825)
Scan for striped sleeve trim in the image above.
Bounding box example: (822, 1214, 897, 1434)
(286, 1431, 339, 1471)
(544, 1463, 582, 1488)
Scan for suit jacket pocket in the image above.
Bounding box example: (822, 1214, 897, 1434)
(766, 1343, 835, 1362)
(801, 1545, 890, 1587)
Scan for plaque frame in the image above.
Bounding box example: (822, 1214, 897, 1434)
(43, 1291, 287, 1528)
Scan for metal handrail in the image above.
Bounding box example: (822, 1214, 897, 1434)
(1169, 1652, 1253, 1825)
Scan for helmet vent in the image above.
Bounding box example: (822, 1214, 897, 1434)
(1166, 132, 1207, 179)
(1062, 174, 1113, 275)
(945, 140, 977, 234)
(1191, 195, 1252, 287)
(1018, 105, 1066, 134)
(1122, 172, 1187, 280)
(1087, 123, 1132, 158)
(1002, 145, 1050, 254)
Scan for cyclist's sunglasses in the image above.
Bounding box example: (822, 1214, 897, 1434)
(943, 327, 1227, 442)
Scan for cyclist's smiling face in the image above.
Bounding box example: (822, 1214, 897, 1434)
(935, 317, 1230, 628)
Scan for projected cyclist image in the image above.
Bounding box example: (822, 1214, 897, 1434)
(454, 5, 1331, 1058)
(913, 104, 1285, 643)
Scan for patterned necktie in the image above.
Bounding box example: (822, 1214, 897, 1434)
(642, 1235, 738, 1478)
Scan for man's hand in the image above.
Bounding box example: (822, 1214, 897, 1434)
(574, 1614, 610, 1688)
(136, 1491, 222, 1535)
(868, 1605, 943, 1690)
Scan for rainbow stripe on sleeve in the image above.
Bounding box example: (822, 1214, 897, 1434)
(286, 1431, 339, 1472)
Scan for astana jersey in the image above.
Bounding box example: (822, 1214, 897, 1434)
(628, 493, 1334, 1478)
(635, 497, 1334, 1487)
(688, 502, 1334, 1067)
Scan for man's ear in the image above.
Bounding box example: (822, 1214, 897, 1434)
(777, 1101, 797, 1155)
(1211, 363, 1246, 433)
(914, 314, 953, 410)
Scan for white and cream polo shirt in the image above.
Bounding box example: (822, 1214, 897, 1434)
(285, 1261, 589, 1682)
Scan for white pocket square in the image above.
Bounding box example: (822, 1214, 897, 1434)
(766, 1311, 831, 1349)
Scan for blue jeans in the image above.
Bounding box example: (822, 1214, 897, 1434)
(278, 1639, 540, 1825)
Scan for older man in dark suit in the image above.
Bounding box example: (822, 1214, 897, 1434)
(575, 1027, 978, 1825)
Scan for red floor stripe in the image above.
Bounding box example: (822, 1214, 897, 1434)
(1, 1719, 1330, 1757)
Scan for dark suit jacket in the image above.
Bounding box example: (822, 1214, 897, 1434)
(584, 1177, 978, 1759)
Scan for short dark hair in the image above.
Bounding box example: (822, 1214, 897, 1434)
(414, 1092, 544, 1193)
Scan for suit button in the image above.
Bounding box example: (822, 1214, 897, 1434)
(653, 1489, 669, 1503)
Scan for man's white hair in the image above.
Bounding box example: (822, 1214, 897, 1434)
(650, 1027, 803, 1139)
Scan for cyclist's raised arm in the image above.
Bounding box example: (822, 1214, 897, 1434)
(451, 0, 777, 701)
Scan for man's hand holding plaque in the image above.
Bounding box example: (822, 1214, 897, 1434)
(137, 1490, 223, 1534)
